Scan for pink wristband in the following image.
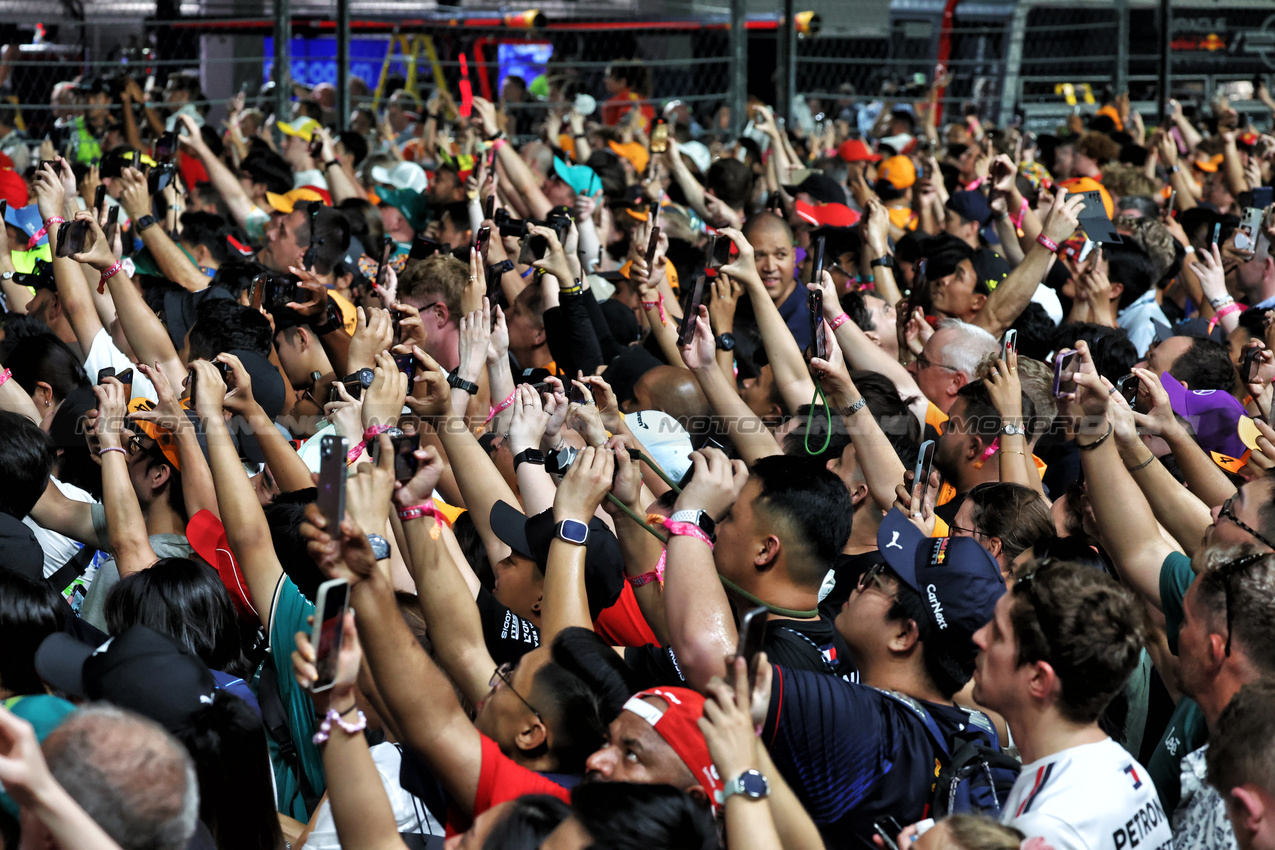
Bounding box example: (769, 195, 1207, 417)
(484, 390, 517, 425)
(1035, 233, 1059, 253)
(362, 423, 392, 442)
(0, 368, 10, 388)
(663, 520, 714, 549)
(397, 503, 452, 527)
(641, 293, 668, 326)
(44, 216, 66, 227)
(346, 442, 366, 465)
(627, 571, 660, 587)
(97, 259, 124, 294)
(1208, 302, 1243, 334)
(828, 313, 850, 331)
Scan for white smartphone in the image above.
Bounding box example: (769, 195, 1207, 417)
(310, 578, 350, 693)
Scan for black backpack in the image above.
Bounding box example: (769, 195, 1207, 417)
(879, 690, 1021, 818)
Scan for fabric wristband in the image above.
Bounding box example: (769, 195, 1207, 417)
(346, 442, 367, 465)
(397, 503, 452, 527)
(0, 368, 10, 388)
(484, 390, 517, 425)
(362, 423, 392, 443)
(641, 293, 668, 325)
(1035, 233, 1060, 253)
(97, 259, 124, 294)
(627, 571, 660, 587)
(663, 520, 714, 548)
(828, 313, 850, 331)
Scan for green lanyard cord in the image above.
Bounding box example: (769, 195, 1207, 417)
(607, 493, 669, 543)
(719, 575, 819, 619)
(804, 378, 833, 456)
(628, 448, 682, 494)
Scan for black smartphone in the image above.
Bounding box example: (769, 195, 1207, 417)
(309, 137, 324, 160)
(0, 199, 7, 222)
(809, 288, 827, 360)
(117, 368, 133, 387)
(317, 435, 349, 534)
(712, 234, 733, 269)
(1053, 348, 1080, 398)
(1117, 373, 1140, 408)
(809, 234, 826, 287)
(187, 367, 199, 410)
(1242, 348, 1263, 384)
(373, 432, 421, 482)
(911, 440, 936, 515)
(735, 606, 767, 690)
(266, 275, 299, 310)
(1212, 222, 1221, 247)
(39, 160, 57, 173)
(484, 194, 495, 221)
(393, 352, 416, 378)
(153, 132, 179, 162)
(130, 151, 141, 170)
(648, 198, 661, 231)
(872, 817, 904, 850)
(644, 224, 661, 268)
(309, 577, 350, 693)
(301, 201, 322, 270)
(249, 273, 266, 310)
(105, 205, 120, 246)
(96, 367, 115, 384)
(568, 382, 587, 404)
(703, 234, 718, 272)
(475, 225, 491, 256)
(1254, 187, 1274, 209)
(1003, 329, 1017, 362)
(55, 219, 91, 258)
(375, 236, 395, 291)
(410, 235, 442, 260)
(676, 274, 708, 347)
(213, 360, 232, 386)
(94, 185, 107, 215)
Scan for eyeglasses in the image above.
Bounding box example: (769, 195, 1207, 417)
(1218, 495, 1275, 552)
(1218, 553, 1266, 657)
(126, 434, 160, 459)
(913, 354, 958, 372)
(856, 562, 896, 601)
(948, 524, 987, 539)
(489, 662, 541, 720)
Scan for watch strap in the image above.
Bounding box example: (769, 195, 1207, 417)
(555, 518, 589, 545)
(670, 508, 716, 539)
(446, 372, 480, 395)
(513, 448, 546, 470)
(135, 214, 157, 233)
(869, 255, 894, 269)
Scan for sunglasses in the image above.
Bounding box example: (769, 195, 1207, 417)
(1218, 495, 1275, 552)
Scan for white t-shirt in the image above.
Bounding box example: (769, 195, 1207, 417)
(23, 477, 98, 580)
(1002, 738, 1172, 850)
(82, 328, 157, 403)
(302, 743, 441, 849)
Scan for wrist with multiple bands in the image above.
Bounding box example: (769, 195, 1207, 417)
(312, 707, 368, 746)
(1076, 422, 1113, 451)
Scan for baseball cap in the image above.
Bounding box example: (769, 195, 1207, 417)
(919, 232, 976, 281)
(809, 225, 862, 260)
(0, 695, 76, 817)
(607, 140, 650, 175)
(678, 141, 712, 174)
(970, 248, 1011, 296)
(266, 186, 331, 214)
(1151, 316, 1227, 346)
(276, 116, 321, 142)
(622, 687, 724, 813)
(876, 509, 1006, 669)
(488, 503, 625, 620)
(794, 200, 860, 229)
(127, 397, 183, 471)
(0, 513, 45, 582)
(838, 139, 881, 163)
(946, 191, 993, 227)
(0, 168, 28, 208)
(35, 625, 218, 736)
(370, 161, 429, 194)
(552, 156, 602, 196)
(878, 155, 916, 191)
(5, 202, 47, 248)
(1160, 373, 1252, 472)
(623, 410, 694, 482)
(378, 188, 430, 234)
(783, 173, 847, 205)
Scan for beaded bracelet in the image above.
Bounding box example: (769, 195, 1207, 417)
(98, 446, 127, 457)
(311, 707, 368, 746)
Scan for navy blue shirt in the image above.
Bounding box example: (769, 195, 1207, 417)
(763, 666, 982, 849)
(777, 283, 812, 352)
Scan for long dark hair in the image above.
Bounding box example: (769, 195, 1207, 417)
(0, 570, 65, 694)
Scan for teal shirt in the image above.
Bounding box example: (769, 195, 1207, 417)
(1146, 551, 1208, 814)
(252, 575, 327, 820)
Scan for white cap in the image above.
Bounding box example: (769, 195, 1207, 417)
(679, 140, 712, 175)
(623, 410, 694, 483)
(370, 161, 429, 194)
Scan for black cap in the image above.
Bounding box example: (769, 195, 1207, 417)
(783, 173, 847, 205)
(918, 233, 975, 281)
(489, 502, 625, 620)
(36, 625, 218, 735)
(0, 513, 45, 582)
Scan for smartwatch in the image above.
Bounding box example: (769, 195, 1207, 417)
(0, 271, 12, 281)
(715, 332, 736, 352)
(869, 255, 894, 269)
(445, 372, 480, 395)
(555, 518, 590, 546)
(722, 770, 770, 802)
(670, 509, 716, 542)
(343, 368, 375, 390)
(513, 448, 546, 471)
(311, 300, 342, 335)
(135, 214, 157, 233)
(367, 534, 391, 561)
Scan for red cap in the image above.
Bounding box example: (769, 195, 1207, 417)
(0, 168, 28, 209)
(185, 509, 258, 619)
(623, 687, 723, 813)
(838, 138, 881, 163)
(795, 200, 861, 229)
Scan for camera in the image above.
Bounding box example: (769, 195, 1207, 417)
(522, 206, 573, 262)
(492, 208, 526, 239)
(148, 162, 179, 194)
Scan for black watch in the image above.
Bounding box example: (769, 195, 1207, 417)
(135, 214, 157, 233)
(513, 448, 546, 470)
(445, 371, 479, 395)
(324, 159, 342, 171)
(869, 255, 894, 269)
(715, 332, 736, 352)
(343, 368, 375, 389)
(311, 299, 342, 335)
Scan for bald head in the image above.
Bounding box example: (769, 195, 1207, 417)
(633, 366, 710, 429)
(40, 705, 199, 850)
(742, 211, 793, 245)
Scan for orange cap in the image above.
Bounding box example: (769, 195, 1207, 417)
(878, 156, 916, 190)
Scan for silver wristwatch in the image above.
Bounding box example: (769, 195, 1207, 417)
(367, 533, 391, 561)
(1001, 424, 1026, 437)
(722, 769, 770, 802)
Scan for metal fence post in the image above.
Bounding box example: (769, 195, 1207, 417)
(336, 0, 350, 132)
(1115, 0, 1128, 95)
(1158, 0, 1171, 114)
(777, 0, 795, 123)
(998, 0, 1030, 126)
(273, 0, 292, 133)
(728, 0, 747, 138)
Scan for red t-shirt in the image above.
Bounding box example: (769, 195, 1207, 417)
(447, 734, 572, 835)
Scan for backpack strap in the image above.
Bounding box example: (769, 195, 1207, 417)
(47, 544, 96, 595)
(874, 688, 951, 760)
(258, 661, 321, 814)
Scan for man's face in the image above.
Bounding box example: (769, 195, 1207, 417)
(713, 478, 760, 589)
(492, 552, 543, 623)
(85, 92, 111, 125)
(438, 212, 469, 251)
(387, 96, 411, 132)
(584, 699, 694, 787)
(834, 562, 900, 657)
(281, 133, 312, 171)
(1205, 478, 1274, 551)
(428, 170, 460, 205)
(738, 365, 780, 422)
(1142, 335, 1194, 377)
(749, 226, 796, 304)
(1175, 582, 1222, 705)
(956, 146, 978, 178)
(863, 293, 899, 359)
(473, 647, 546, 744)
(379, 205, 415, 243)
(506, 299, 543, 353)
(1202, 172, 1235, 211)
(260, 209, 307, 273)
(970, 591, 1024, 714)
(542, 175, 576, 208)
(934, 396, 973, 479)
(907, 329, 962, 409)
(25, 289, 58, 324)
(944, 209, 978, 245)
(928, 258, 982, 321)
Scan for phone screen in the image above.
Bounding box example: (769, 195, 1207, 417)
(911, 441, 936, 515)
(1117, 374, 1139, 407)
(1053, 349, 1080, 397)
(154, 132, 178, 162)
(476, 225, 491, 256)
(735, 606, 767, 690)
(310, 578, 350, 692)
(55, 219, 90, 258)
(1212, 222, 1221, 246)
(703, 235, 718, 271)
(809, 288, 826, 360)
(97, 367, 116, 384)
(676, 275, 708, 347)
(1003, 329, 1017, 362)
(410, 235, 441, 260)
(650, 120, 669, 154)
(1242, 349, 1262, 384)
(809, 235, 826, 286)
(94, 185, 107, 214)
(317, 435, 349, 535)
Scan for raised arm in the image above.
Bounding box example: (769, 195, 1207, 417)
(89, 379, 159, 576)
(540, 447, 614, 647)
(133, 362, 219, 520)
(31, 166, 104, 351)
(474, 97, 552, 220)
(175, 114, 256, 229)
(860, 199, 903, 307)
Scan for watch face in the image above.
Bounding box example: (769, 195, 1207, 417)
(557, 518, 589, 544)
(739, 770, 769, 798)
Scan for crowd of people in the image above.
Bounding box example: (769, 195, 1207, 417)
(0, 49, 1273, 850)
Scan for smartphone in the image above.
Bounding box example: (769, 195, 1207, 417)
(0, 199, 7, 222)
(130, 150, 142, 170)
(873, 817, 904, 850)
(712, 235, 733, 269)
(703, 234, 718, 272)
(911, 440, 936, 516)
(39, 160, 58, 172)
(1237, 207, 1263, 252)
(94, 185, 107, 215)
(186, 367, 198, 410)
(373, 432, 420, 482)
(117, 368, 134, 387)
(648, 198, 661, 232)
(249, 273, 266, 310)
(644, 224, 661, 268)
(1077, 238, 1096, 264)
(1163, 189, 1176, 220)
(650, 119, 669, 154)
(376, 236, 395, 290)
(309, 137, 324, 160)
(676, 274, 708, 347)
(568, 382, 587, 404)
(1117, 373, 1140, 407)
(1053, 348, 1080, 397)
(409, 235, 441, 260)
(475, 225, 491, 256)
(1003, 329, 1017, 362)
(809, 235, 826, 286)
(735, 606, 767, 690)
(153, 132, 179, 162)
(266, 275, 299, 310)
(484, 194, 495, 221)
(309, 577, 350, 693)
(809, 288, 827, 360)
(393, 352, 416, 378)
(317, 435, 349, 535)
(54, 219, 91, 258)
(1212, 222, 1221, 247)
(1241, 348, 1262, 384)
(104, 205, 120, 246)
(97, 367, 115, 384)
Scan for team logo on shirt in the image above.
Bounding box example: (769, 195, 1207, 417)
(1123, 764, 1143, 790)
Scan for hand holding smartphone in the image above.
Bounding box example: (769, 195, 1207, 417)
(676, 275, 708, 347)
(735, 606, 767, 692)
(1053, 349, 1080, 398)
(309, 578, 350, 693)
(318, 435, 349, 534)
(911, 441, 935, 518)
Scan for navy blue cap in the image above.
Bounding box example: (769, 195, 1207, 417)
(876, 509, 1006, 664)
(946, 190, 993, 227)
